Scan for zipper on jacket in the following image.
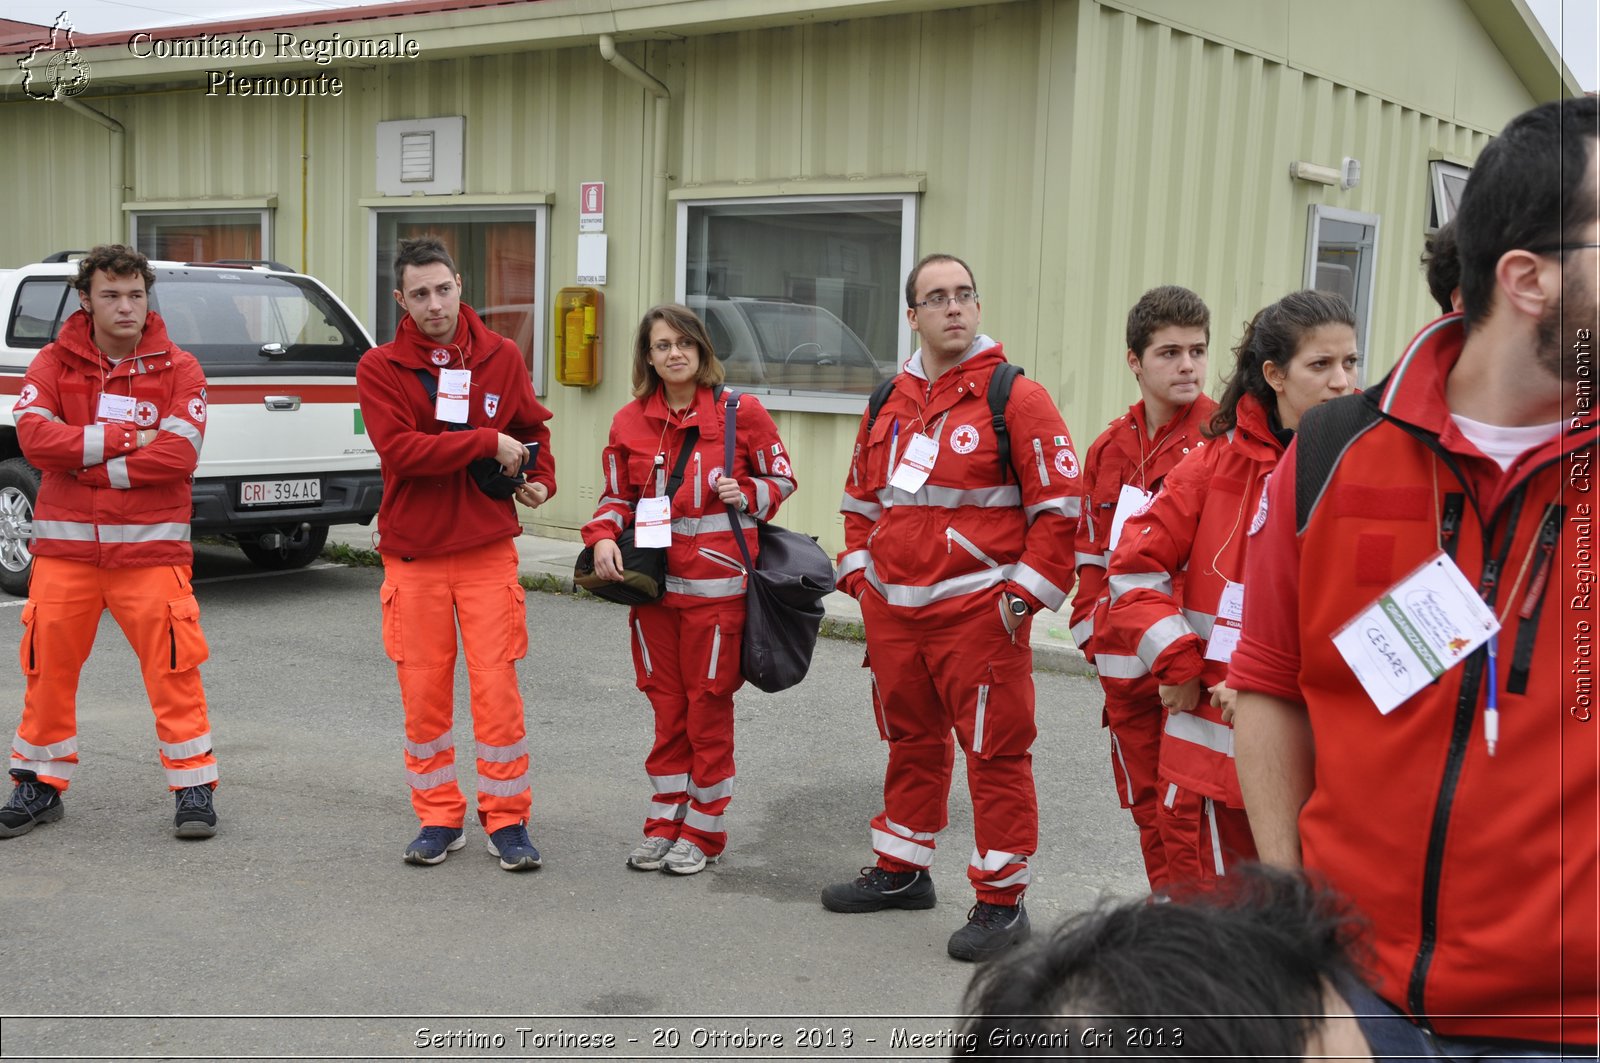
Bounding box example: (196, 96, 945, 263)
(1439, 493, 1464, 560)
(693, 453, 703, 509)
(946, 526, 1000, 568)
(1508, 503, 1563, 695)
(1032, 438, 1049, 487)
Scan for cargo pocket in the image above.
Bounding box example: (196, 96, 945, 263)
(166, 594, 210, 672)
(507, 582, 528, 661)
(962, 654, 1036, 760)
(18, 600, 39, 676)
(379, 580, 404, 664)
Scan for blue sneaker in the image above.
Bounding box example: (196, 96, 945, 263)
(486, 823, 542, 871)
(404, 825, 465, 865)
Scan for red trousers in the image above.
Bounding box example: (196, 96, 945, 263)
(861, 592, 1037, 904)
(628, 598, 745, 857)
(379, 538, 531, 834)
(1104, 696, 1170, 892)
(12, 556, 216, 792)
(1157, 776, 1256, 889)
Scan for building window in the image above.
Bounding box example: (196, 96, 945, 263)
(130, 210, 270, 263)
(1305, 205, 1380, 378)
(1428, 160, 1471, 230)
(676, 195, 915, 411)
(371, 206, 548, 390)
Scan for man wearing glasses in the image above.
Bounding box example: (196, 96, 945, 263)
(1233, 96, 1598, 1057)
(824, 253, 1080, 962)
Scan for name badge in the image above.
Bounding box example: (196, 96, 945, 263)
(889, 432, 939, 493)
(1109, 484, 1155, 550)
(97, 393, 137, 424)
(435, 368, 471, 423)
(1204, 580, 1245, 663)
(1330, 551, 1500, 715)
(634, 495, 672, 548)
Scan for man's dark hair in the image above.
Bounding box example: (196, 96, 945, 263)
(73, 244, 155, 294)
(1454, 96, 1598, 329)
(956, 865, 1368, 1060)
(1420, 220, 1461, 315)
(393, 235, 458, 285)
(1125, 285, 1211, 358)
(1208, 289, 1354, 438)
(905, 253, 977, 308)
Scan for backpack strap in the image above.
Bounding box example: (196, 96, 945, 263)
(987, 362, 1024, 483)
(1293, 390, 1384, 533)
(864, 376, 897, 434)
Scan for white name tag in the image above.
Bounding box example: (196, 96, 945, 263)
(889, 432, 939, 493)
(1330, 551, 1500, 715)
(1109, 484, 1155, 550)
(633, 495, 672, 548)
(1204, 580, 1246, 662)
(97, 393, 136, 423)
(435, 368, 471, 423)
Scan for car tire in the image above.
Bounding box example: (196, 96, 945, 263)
(0, 457, 40, 598)
(238, 524, 329, 571)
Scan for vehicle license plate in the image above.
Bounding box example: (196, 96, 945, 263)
(240, 479, 321, 506)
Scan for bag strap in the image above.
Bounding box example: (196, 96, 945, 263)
(864, 375, 897, 434)
(1293, 389, 1383, 533)
(987, 362, 1024, 484)
(661, 425, 700, 500)
(721, 389, 757, 573)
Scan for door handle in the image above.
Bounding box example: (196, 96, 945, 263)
(264, 396, 301, 411)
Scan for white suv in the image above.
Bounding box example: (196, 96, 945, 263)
(0, 254, 382, 595)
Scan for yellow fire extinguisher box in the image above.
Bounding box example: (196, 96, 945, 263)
(553, 286, 603, 388)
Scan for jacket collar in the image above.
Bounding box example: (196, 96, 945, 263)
(54, 309, 176, 372)
(385, 304, 502, 370)
(904, 334, 1000, 382)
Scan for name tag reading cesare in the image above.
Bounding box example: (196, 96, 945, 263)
(1330, 552, 1499, 715)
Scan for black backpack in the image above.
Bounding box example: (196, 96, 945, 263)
(865, 362, 1025, 482)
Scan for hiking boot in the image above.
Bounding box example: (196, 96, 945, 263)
(947, 900, 1031, 962)
(173, 785, 217, 839)
(820, 867, 936, 913)
(404, 825, 466, 865)
(0, 772, 63, 838)
(486, 823, 542, 871)
(627, 835, 674, 871)
(660, 838, 718, 876)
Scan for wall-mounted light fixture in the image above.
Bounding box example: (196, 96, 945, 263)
(1290, 157, 1361, 190)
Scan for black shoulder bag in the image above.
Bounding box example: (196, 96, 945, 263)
(573, 427, 699, 606)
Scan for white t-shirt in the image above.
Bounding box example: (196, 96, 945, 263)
(1451, 413, 1563, 471)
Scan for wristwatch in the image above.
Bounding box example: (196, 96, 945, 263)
(1004, 593, 1032, 618)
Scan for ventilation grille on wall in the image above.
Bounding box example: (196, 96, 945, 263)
(376, 117, 464, 195)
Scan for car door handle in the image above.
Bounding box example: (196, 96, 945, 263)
(264, 396, 301, 411)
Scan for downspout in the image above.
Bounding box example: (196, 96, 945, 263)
(598, 34, 670, 302)
(56, 96, 125, 239)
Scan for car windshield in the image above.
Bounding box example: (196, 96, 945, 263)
(151, 270, 369, 374)
(719, 300, 892, 395)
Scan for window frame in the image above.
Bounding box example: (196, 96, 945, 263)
(1428, 160, 1471, 231)
(129, 207, 273, 263)
(674, 192, 919, 414)
(367, 203, 550, 394)
(1303, 204, 1380, 383)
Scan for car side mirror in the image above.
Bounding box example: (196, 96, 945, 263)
(258, 342, 288, 359)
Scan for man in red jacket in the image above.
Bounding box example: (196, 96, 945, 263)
(357, 236, 555, 871)
(1, 244, 219, 841)
(1070, 285, 1215, 892)
(1233, 97, 1598, 1055)
(823, 253, 1080, 962)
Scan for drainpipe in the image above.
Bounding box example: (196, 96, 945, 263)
(56, 95, 126, 240)
(598, 34, 670, 302)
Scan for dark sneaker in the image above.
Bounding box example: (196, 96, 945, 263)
(173, 785, 218, 839)
(486, 823, 542, 871)
(821, 866, 936, 913)
(404, 825, 466, 865)
(0, 772, 63, 838)
(947, 900, 1031, 962)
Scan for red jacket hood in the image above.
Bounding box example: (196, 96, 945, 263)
(383, 304, 507, 371)
(52, 309, 180, 373)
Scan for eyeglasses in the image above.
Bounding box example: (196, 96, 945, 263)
(913, 289, 979, 310)
(651, 338, 698, 354)
(1526, 241, 1600, 255)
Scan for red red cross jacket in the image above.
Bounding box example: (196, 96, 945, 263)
(581, 385, 794, 607)
(835, 339, 1079, 621)
(1105, 391, 1284, 807)
(15, 309, 206, 568)
(356, 305, 554, 558)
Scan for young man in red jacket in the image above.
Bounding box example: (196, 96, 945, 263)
(1, 244, 219, 841)
(357, 236, 555, 871)
(1233, 97, 1598, 1055)
(823, 253, 1080, 962)
(1069, 285, 1215, 892)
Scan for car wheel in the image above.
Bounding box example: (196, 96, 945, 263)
(238, 524, 329, 571)
(0, 457, 40, 597)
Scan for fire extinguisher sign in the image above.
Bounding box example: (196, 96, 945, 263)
(579, 182, 604, 233)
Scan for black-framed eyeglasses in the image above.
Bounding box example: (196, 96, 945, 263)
(1526, 241, 1600, 255)
(913, 289, 979, 310)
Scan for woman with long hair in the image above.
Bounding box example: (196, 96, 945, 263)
(1105, 289, 1358, 887)
(581, 304, 796, 875)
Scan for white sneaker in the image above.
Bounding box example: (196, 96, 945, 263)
(627, 835, 674, 871)
(661, 838, 719, 876)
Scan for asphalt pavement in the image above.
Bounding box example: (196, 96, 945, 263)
(0, 540, 1141, 1062)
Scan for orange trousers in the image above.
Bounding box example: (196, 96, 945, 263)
(379, 538, 531, 834)
(12, 556, 216, 792)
